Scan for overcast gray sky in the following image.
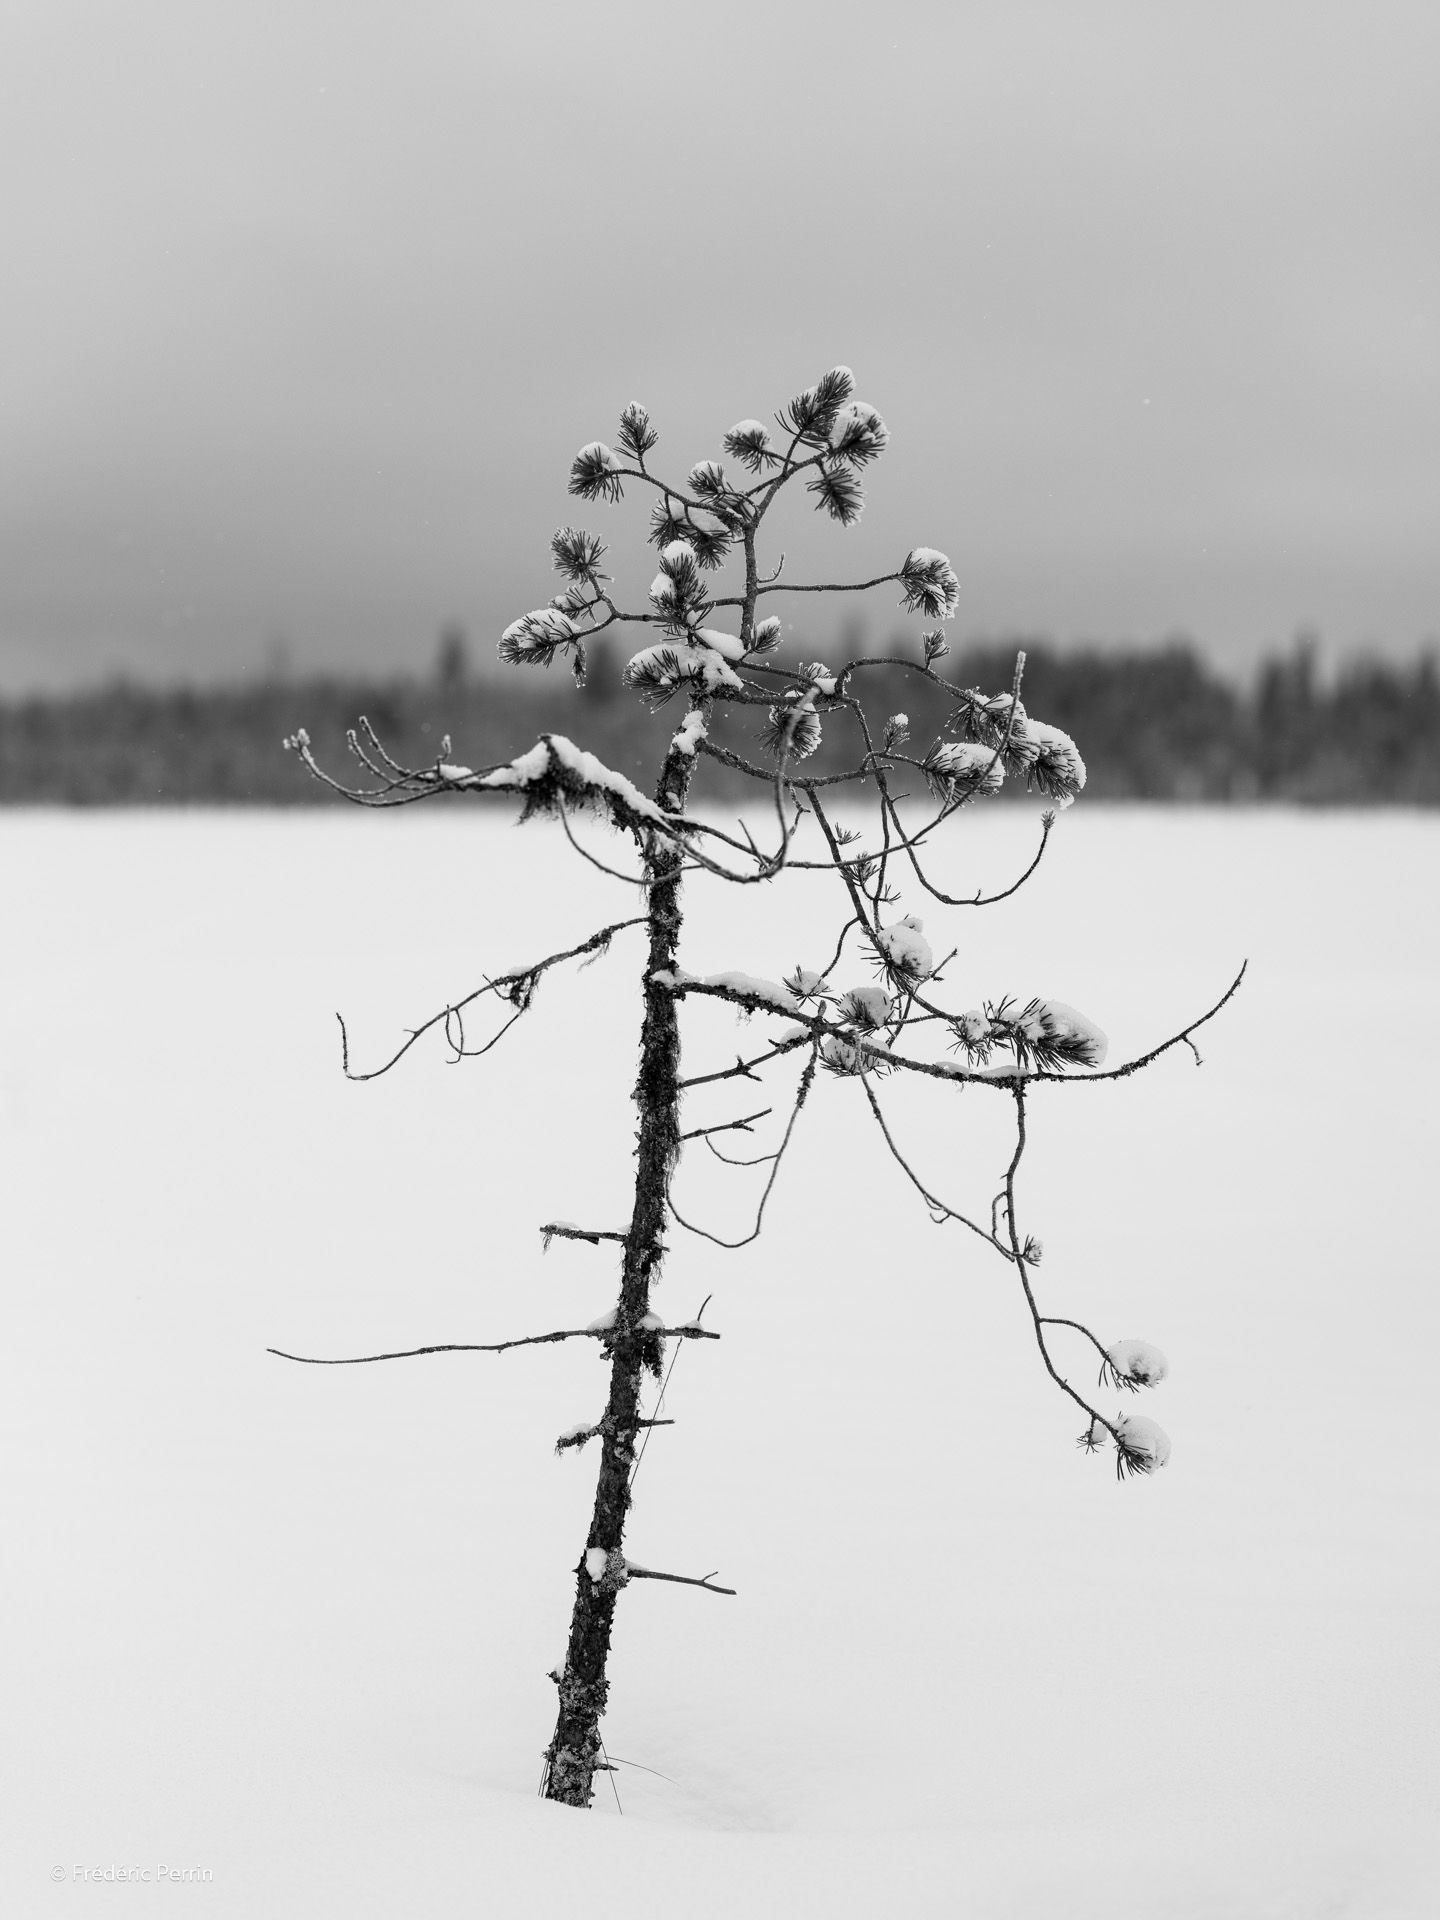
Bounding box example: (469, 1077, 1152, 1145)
(2, 0, 1437, 691)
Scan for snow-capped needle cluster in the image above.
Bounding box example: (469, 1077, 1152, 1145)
(280, 359, 1241, 1809)
(1078, 1340, 1173, 1477)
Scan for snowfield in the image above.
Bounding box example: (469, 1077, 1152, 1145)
(2, 802, 1436, 1918)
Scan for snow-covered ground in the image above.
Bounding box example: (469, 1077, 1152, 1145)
(3, 801, 1435, 1918)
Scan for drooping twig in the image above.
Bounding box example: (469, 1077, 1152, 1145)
(630, 1294, 712, 1492)
(335, 916, 647, 1082)
(667, 1050, 819, 1249)
(999, 1087, 1117, 1442)
(854, 1069, 1012, 1259)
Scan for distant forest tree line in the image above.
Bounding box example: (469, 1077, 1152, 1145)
(2, 631, 1436, 805)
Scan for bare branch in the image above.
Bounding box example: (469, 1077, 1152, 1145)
(555, 792, 649, 885)
(625, 1565, 736, 1597)
(668, 1050, 819, 1249)
(710, 570, 903, 607)
(680, 1108, 772, 1142)
(697, 736, 879, 790)
(267, 1323, 722, 1365)
(854, 1069, 1011, 1260)
(678, 1034, 809, 1090)
(335, 915, 646, 1082)
(999, 1087, 1120, 1443)
(541, 1224, 628, 1248)
(1027, 964, 1248, 1084)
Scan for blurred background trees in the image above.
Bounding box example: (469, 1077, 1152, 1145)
(3, 629, 1435, 805)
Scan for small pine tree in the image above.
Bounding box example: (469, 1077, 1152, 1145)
(275, 364, 1243, 1808)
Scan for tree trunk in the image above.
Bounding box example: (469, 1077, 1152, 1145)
(541, 727, 699, 1806)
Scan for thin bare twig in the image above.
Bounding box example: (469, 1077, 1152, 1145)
(267, 1324, 722, 1365)
(336, 915, 646, 1082)
(680, 1108, 772, 1142)
(854, 1069, 1012, 1259)
(541, 1224, 628, 1248)
(667, 1050, 819, 1249)
(625, 1565, 736, 1596)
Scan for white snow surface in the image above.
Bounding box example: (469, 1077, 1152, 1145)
(2, 807, 1437, 1918)
(585, 1547, 610, 1583)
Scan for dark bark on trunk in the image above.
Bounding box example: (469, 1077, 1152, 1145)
(541, 727, 700, 1806)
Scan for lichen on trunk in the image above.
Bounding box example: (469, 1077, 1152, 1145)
(540, 724, 700, 1806)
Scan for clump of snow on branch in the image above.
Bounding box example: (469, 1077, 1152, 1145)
(472, 735, 673, 829)
(828, 400, 889, 465)
(693, 627, 747, 663)
(1025, 720, 1087, 808)
(926, 740, 1006, 800)
(722, 420, 774, 470)
(699, 971, 801, 1015)
(874, 916, 935, 982)
(898, 547, 960, 620)
(671, 708, 708, 757)
(1034, 1000, 1108, 1068)
(499, 607, 581, 668)
(783, 968, 832, 1003)
(1107, 1338, 1169, 1388)
(760, 685, 823, 761)
(1114, 1413, 1172, 1476)
(956, 997, 1108, 1072)
(616, 402, 657, 460)
(695, 656, 744, 694)
(820, 1033, 892, 1077)
(623, 644, 744, 707)
(569, 442, 623, 504)
(836, 984, 890, 1030)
